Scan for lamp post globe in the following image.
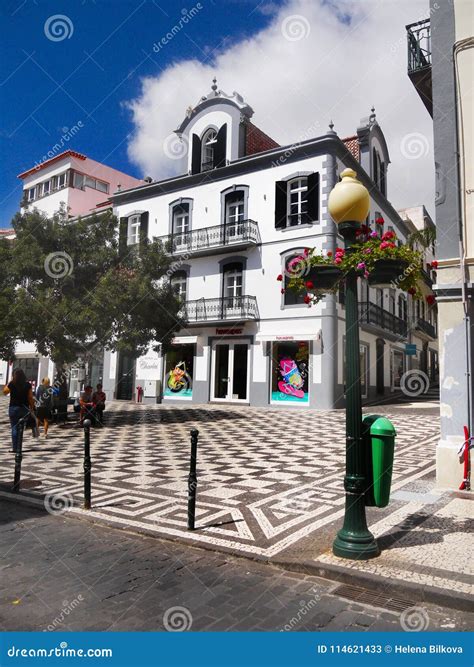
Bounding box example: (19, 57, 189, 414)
(329, 168, 380, 560)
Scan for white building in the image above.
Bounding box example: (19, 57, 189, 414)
(103, 82, 437, 408)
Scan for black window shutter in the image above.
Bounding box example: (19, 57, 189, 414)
(191, 134, 202, 174)
(140, 211, 149, 249)
(275, 181, 287, 229)
(119, 217, 128, 257)
(306, 172, 320, 222)
(214, 124, 227, 168)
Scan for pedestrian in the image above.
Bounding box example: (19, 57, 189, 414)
(2, 368, 35, 453)
(92, 383, 106, 425)
(36, 377, 53, 438)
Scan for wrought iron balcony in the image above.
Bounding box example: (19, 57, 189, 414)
(359, 301, 408, 338)
(183, 295, 259, 324)
(415, 317, 436, 339)
(406, 19, 432, 116)
(157, 220, 260, 257)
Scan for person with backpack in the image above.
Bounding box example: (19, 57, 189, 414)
(36, 377, 53, 438)
(2, 368, 35, 453)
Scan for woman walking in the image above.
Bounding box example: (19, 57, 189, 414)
(36, 377, 53, 437)
(2, 368, 35, 453)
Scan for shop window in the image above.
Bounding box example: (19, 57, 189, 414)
(271, 341, 309, 404)
(164, 344, 194, 399)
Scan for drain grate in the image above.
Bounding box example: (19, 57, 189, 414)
(333, 584, 413, 613)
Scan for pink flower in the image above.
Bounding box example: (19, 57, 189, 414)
(357, 262, 366, 270)
(334, 257, 343, 265)
(364, 271, 369, 279)
(379, 241, 389, 250)
(370, 231, 378, 238)
(363, 248, 372, 254)
(303, 248, 310, 257)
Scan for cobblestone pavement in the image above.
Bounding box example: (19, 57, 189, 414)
(0, 399, 439, 559)
(1, 500, 471, 633)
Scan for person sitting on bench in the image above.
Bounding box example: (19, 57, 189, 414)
(92, 384, 106, 424)
(79, 385, 95, 425)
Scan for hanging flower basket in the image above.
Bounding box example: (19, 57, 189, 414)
(306, 264, 343, 290)
(367, 259, 410, 287)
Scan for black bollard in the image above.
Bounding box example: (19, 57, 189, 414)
(83, 419, 92, 510)
(187, 429, 199, 530)
(12, 418, 25, 493)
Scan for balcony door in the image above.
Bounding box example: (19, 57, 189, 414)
(211, 340, 249, 402)
(171, 204, 190, 251)
(225, 193, 245, 243)
(223, 263, 243, 318)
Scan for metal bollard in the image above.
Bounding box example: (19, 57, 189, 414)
(12, 418, 25, 493)
(83, 419, 92, 510)
(187, 429, 199, 530)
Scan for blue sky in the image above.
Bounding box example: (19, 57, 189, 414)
(1, 0, 434, 228)
(0, 0, 279, 227)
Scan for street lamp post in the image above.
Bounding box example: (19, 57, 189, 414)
(328, 168, 380, 560)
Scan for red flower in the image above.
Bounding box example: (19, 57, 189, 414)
(408, 287, 417, 295)
(281, 289, 285, 294)
(327, 251, 332, 257)
(386, 242, 396, 249)
(375, 216, 384, 225)
(303, 248, 310, 257)
(379, 241, 389, 250)
(382, 230, 396, 240)
(277, 274, 283, 281)
(305, 280, 314, 289)
(304, 295, 311, 304)
(431, 260, 438, 269)
(426, 294, 436, 305)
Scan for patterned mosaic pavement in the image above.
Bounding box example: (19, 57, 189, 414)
(0, 399, 440, 558)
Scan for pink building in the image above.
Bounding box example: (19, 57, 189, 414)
(18, 150, 143, 218)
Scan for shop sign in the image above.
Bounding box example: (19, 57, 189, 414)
(405, 344, 417, 356)
(215, 328, 243, 336)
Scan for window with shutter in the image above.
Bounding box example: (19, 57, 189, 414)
(191, 134, 202, 175)
(275, 181, 287, 229)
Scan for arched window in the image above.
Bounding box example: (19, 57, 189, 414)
(223, 262, 243, 301)
(170, 271, 187, 302)
(283, 252, 308, 306)
(171, 203, 190, 250)
(201, 128, 217, 171)
(225, 191, 245, 240)
(287, 177, 309, 226)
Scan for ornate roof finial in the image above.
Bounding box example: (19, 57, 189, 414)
(327, 119, 336, 135)
(211, 77, 218, 93)
(370, 106, 376, 123)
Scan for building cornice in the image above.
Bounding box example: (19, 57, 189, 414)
(110, 135, 408, 233)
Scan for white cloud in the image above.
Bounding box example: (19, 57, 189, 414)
(125, 0, 434, 214)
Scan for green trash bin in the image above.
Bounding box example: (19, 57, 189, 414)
(370, 416, 396, 508)
(362, 414, 383, 507)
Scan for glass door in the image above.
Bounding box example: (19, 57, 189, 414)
(223, 266, 243, 318)
(211, 341, 249, 402)
(225, 195, 244, 242)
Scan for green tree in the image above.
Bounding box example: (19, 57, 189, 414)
(8, 206, 183, 368)
(0, 234, 17, 360)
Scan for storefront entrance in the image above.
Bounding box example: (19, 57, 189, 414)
(211, 341, 249, 402)
(116, 354, 135, 400)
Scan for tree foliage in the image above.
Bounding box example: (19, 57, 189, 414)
(5, 207, 183, 364)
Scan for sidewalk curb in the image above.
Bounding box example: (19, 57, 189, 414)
(2, 490, 471, 614)
(271, 557, 473, 613)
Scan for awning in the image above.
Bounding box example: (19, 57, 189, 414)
(256, 333, 321, 342)
(172, 336, 198, 345)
